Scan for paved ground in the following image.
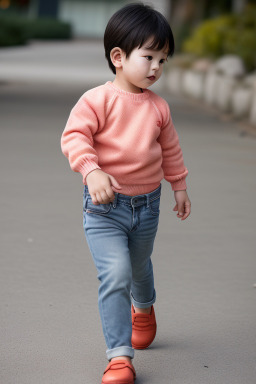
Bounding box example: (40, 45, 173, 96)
(1, 40, 256, 384)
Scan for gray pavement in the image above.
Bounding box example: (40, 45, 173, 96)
(1, 40, 256, 384)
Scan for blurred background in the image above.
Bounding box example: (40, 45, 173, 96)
(1, 1, 256, 384)
(0, 0, 256, 60)
(1, 0, 256, 68)
(1, 0, 256, 118)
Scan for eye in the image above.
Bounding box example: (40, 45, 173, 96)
(145, 56, 153, 61)
(160, 58, 167, 64)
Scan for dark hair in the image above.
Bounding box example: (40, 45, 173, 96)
(104, 2, 175, 74)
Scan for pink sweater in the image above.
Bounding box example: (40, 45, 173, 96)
(61, 81, 188, 196)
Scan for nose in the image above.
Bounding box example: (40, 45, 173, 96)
(152, 60, 159, 71)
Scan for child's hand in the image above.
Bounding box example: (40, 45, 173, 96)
(86, 169, 122, 205)
(173, 190, 191, 221)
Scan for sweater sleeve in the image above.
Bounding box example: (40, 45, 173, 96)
(61, 96, 101, 184)
(158, 102, 188, 191)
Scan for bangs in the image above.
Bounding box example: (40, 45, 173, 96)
(140, 34, 170, 54)
(124, 13, 174, 57)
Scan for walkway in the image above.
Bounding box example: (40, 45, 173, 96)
(0, 40, 256, 384)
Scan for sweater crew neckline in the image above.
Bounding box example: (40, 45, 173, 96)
(106, 81, 150, 101)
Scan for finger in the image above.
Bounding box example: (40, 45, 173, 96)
(181, 213, 190, 220)
(91, 193, 100, 205)
(95, 192, 103, 204)
(108, 175, 122, 189)
(173, 204, 178, 211)
(105, 187, 115, 202)
(181, 210, 190, 220)
(100, 190, 110, 204)
(177, 204, 184, 217)
(181, 202, 191, 220)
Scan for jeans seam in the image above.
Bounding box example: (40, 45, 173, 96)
(100, 293, 111, 349)
(84, 228, 111, 348)
(130, 206, 141, 232)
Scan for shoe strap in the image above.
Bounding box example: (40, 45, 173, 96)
(104, 360, 136, 379)
(132, 311, 155, 327)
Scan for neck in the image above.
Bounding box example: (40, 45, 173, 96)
(113, 75, 143, 94)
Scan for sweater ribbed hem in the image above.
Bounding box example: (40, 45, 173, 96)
(111, 183, 161, 196)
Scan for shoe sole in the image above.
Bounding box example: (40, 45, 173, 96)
(132, 342, 153, 349)
(102, 381, 134, 384)
(131, 325, 157, 350)
(132, 335, 156, 350)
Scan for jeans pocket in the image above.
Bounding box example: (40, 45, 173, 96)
(149, 195, 160, 216)
(84, 196, 112, 215)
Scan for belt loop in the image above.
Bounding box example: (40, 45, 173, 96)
(146, 194, 150, 208)
(112, 192, 118, 208)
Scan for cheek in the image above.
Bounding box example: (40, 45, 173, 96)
(134, 57, 145, 67)
(137, 59, 149, 72)
(157, 66, 164, 76)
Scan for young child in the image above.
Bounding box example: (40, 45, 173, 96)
(61, 3, 191, 383)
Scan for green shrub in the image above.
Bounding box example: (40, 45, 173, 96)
(182, 15, 236, 57)
(0, 16, 72, 47)
(182, 5, 256, 71)
(0, 16, 28, 46)
(25, 18, 72, 40)
(223, 28, 256, 70)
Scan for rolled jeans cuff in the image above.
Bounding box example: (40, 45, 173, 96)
(106, 346, 135, 361)
(130, 289, 156, 309)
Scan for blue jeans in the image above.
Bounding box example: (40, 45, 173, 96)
(83, 184, 161, 361)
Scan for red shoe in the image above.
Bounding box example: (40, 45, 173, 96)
(131, 304, 157, 349)
(101, 359, 136, 384)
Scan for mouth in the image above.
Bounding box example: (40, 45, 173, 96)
(147, 76, 156, 81)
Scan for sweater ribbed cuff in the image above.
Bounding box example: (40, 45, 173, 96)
(78, 159, 101, 184)
(165, 167, 188, 191)
(171, 178, 187, 191)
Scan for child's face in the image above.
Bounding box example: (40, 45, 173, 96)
(120, 38, 169, 93)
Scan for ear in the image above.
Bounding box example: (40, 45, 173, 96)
(110, 47, 124, 70)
